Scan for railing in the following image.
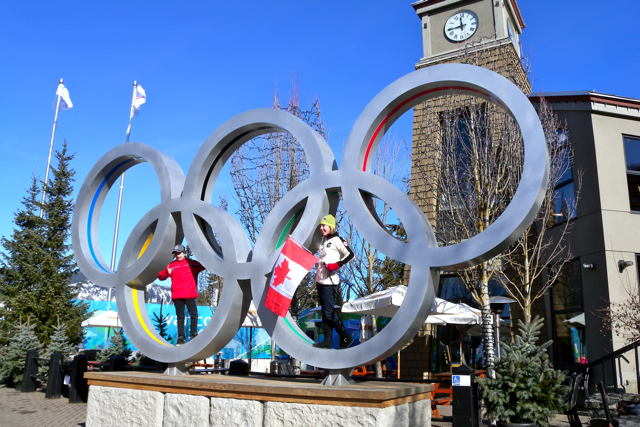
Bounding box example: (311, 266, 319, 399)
(19, 351, 65, 399)
(564, 339, 640, 393)
(20, 351, 164, 403)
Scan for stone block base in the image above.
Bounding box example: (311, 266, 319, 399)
(84, 372, 433, 427)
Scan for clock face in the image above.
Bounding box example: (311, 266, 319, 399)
(444, 10, 479, 42)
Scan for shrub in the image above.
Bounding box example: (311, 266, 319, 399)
(477, 316, 569, 426)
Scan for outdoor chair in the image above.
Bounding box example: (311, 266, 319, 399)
(443, 346, 460, 371)
(564, 372, 584, 427)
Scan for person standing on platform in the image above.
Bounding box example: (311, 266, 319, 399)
(157, 244, 205, 346)
(313, 214, 355, 349)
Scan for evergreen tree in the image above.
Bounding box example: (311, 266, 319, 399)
(0, 141, 90, 347)
(477, 316, 569, 426)
(96, 329, 132, 363)
(38, 323, 75, 381)
(0, 322, 42, 385)
(0, 176, 48, 344)
(132, 352, 156, 367)
(151, 304, 173, 344)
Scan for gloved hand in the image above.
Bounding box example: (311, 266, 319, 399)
(325, 263, 340, 271)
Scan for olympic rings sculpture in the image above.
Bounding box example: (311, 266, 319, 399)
(72, 64, 549, 370)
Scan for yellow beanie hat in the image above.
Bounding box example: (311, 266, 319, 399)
(320, 214, 336, 229)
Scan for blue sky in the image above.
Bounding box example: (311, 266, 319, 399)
(1, 1, 638, 269)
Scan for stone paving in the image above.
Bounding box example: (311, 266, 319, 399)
(430, 404, 592, 426)
(0, 384, 86, 427)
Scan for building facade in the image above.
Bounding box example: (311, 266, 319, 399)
(530, 91, 640, 391)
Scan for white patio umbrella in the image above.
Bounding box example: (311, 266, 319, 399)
(563, 312, 585, 328)
(341, 285, 460, 318)
(242, 301, 263, 368)
(425, 303, 481, 326)
(82, 310, 122, 328)
(341, 286, 465, 374)
(82, 310, 122, 347)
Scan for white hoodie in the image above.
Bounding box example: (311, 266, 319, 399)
(315, 234, 354, 285)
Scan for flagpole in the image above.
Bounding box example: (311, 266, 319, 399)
(107, 81, 137, 310)
(40, 79, 63, 218)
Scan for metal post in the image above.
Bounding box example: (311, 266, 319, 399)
(635, 346, 639, 390)
(248, 326, 253, 371)
(68, 355, 88, 403)
(20, 351, 39, 393)
(618, 356, 624, 392)
(214, 352, 222, 373)
(494, 312, 501, 360)
(106, 81, 137, 309)
(45, 353, 64, 399)
(40, 79, 63, 218)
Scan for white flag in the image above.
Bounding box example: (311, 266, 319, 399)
(132, 85, 146, 116)
(56, 83, 73, 111)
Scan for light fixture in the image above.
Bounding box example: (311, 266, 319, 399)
(618, 260, 634, 273)
(582, 263, 595, 269)
(489, 296, 516, 361)
(489, 296, 517, 314)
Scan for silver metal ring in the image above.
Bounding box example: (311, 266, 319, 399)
(72, 64, 548, 368)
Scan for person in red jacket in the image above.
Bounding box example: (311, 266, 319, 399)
(157, 244, 205, 345)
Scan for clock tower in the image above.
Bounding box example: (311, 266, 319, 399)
(409, 0, 531, 217)
(413, 0, 526, 76)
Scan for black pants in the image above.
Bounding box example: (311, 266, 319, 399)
(316, 283, 340, 326)
(173, 298, 198, 339)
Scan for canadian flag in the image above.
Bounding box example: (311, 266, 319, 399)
(265, 237, 318, 317)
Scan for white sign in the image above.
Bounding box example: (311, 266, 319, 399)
(452, 375, 471, 386)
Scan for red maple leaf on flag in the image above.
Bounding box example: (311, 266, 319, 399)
(272, 258, 291, 288)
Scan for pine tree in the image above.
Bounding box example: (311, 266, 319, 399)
(151, 303, 173, 344)
(38, 323, 75, 381)
(477, 316, 569, 426)
(0, 322, 43, 385)
(0, 141, 90, 347)
(96, 329, 132, 363)
(37, 142, 90, 345)
(0, 176, 48, 344)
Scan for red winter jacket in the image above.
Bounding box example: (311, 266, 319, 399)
(157, 258, 205, 300)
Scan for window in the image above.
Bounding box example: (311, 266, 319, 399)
(549, 260, 584, 364)
(551, 129, 575, 224)
(624, 136, 640, 211)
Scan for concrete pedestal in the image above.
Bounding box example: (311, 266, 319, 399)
(84, 372, 433, 427)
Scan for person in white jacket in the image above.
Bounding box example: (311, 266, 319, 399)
(313, 214, 355, 349)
